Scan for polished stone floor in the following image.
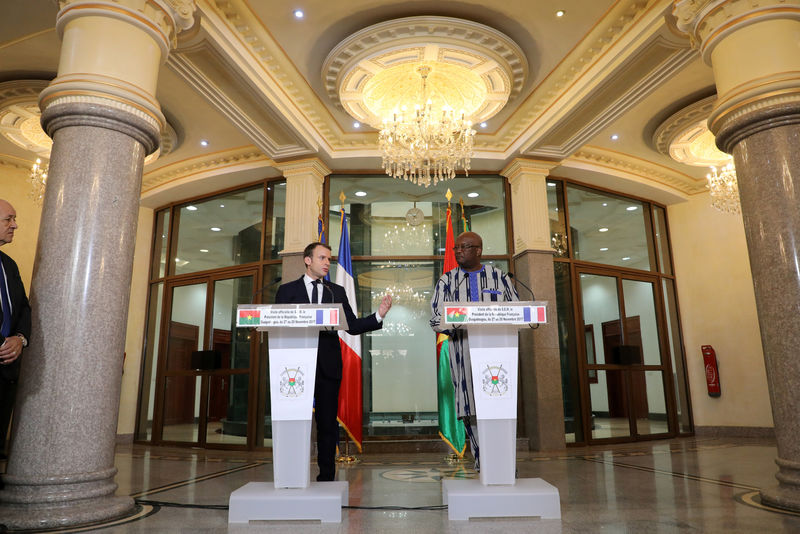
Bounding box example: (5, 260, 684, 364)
(3, 436, 800, 533)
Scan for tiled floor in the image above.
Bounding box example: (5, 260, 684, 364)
(3, 436, 800, 533)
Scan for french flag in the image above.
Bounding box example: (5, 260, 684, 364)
(335, 208, 363, 451)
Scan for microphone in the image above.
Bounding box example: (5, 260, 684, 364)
(319, 279, 336, 303)
(251, 276, 282, 303)
(507, 272, 535, 301)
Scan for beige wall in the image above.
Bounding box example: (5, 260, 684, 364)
(669, 193, 773, 428)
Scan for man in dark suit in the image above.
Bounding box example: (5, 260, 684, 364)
(0, 199, 31, 462)
(275, 242, 391, 481)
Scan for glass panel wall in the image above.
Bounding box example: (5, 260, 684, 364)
(551, 176, 692, 444)
(173, 187, 263, 275)
(327, 175, 511, 438)
(136, 178, 285, 448)
(566, 185, 655, 271)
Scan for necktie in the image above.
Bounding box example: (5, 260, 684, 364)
(311, 279, 320, 304)
(0, 263, 11, 337)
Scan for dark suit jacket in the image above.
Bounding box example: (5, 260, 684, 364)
(0, 250, 31, 382)
(275, 276, 381, 381)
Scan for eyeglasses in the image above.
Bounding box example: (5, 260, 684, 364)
(452, 244, 478, 251)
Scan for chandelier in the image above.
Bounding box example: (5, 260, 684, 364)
(706, 162, 740, 214)
(378, 66, 476, 188)
(29, 157, 48, 205)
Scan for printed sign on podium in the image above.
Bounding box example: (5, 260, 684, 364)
(440, 301, 561, 521)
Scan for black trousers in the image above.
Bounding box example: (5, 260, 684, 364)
(0, 377, 16, 453)
(314, 375, 340, 481)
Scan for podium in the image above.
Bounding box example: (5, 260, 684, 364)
(439, 301, 562, 521)
(228, 303, 348, 523)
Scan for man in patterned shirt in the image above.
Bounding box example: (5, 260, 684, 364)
(430, 231, 518, 470)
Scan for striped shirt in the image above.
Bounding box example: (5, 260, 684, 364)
(430, 265, 518, 418)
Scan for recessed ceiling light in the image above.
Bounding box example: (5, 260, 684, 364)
(547, 183, 556, 187)
(599, 227, 609, 232)
(611, 134, 619, 141)
(220, 204, 225, 208)
(294, 9, 304, 19)
(556, 10, 565, 17)
(200, 140, 209, 147)
(480, 122, 488, 128)
(186, 205, 197, 211)
(353, 121, 361, 128)
(626, 206, 637, 211)
(467, 192, 479, 198)
(622, 256, 631, 261)
(600, 247, 609, 251)
(211, 227, 221, 232)
(602, 202, 608, 207)
(355, 191, 367, 197)
(200, 249, 209, 253)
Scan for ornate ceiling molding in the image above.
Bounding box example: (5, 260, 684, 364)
(321, 16, 527, 128)
(652, 94, 730, 167)
(141, 145, 270, 192)
(568, 145, 707, 195)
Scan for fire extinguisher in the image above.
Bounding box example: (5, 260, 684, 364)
(701, 345, 721, 397)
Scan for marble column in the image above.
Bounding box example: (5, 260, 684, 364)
(0, 1, 194, 529)
(501, 158, 565, 451)
(675, 0, 800, 511)
(277, 158, 331, 278)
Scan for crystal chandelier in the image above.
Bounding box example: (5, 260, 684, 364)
(378, 65, 476, 188)
(706, 161, 740, 214)
(29, 157, 48, 205)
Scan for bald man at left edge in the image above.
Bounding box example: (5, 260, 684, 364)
(0, 199, 31, 467)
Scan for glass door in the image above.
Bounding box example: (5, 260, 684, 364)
(153, 271, 256, 447)
(577, 269, 672, 442)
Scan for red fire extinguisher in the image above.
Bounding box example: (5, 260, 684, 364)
(701, 345, 721, 397)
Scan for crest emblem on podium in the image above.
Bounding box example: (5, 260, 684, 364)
(481, 364, 509, 396)
(279, 367, 305, 397)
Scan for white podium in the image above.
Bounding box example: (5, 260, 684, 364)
(228, 303, 348, 523)
(440, 301, 561, 521)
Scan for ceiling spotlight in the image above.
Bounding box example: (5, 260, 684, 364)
(186, 205, 197, 211)
(602, 202, 608, 207)
(211, 227, 221, 232)
(599, 227, 609, 232)
(626, 206, 637, 211)
(353, 121, 361, 128)
(220, 204, 225, 208)
(611, 134, 619, 141)
(547, 182, 556, 187)
(467, 192, 479, 198)
(200, 249, 209, 253)
(354, 191, 367, 197)
(600, 247, 609, 251)
(294, 9, 304, 19)
(556, 10, 566, 17)
(480, 122, 488, 128)
(200, 140, 209, 147)
(622, 256, 631, 261)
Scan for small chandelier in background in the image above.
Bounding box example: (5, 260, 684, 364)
(29, 157, 48, 205)
(706, 162, 740, 214)
(378, 65, 476, 188)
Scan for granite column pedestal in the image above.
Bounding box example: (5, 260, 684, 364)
(719, 106, 800, 512)
(0, 103, 159, 529)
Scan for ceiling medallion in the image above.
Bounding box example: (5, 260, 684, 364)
(323, 16, 528, 187)
(653, 95, 740, 213)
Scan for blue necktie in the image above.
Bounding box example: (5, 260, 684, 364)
(0, 262, 11, 337)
